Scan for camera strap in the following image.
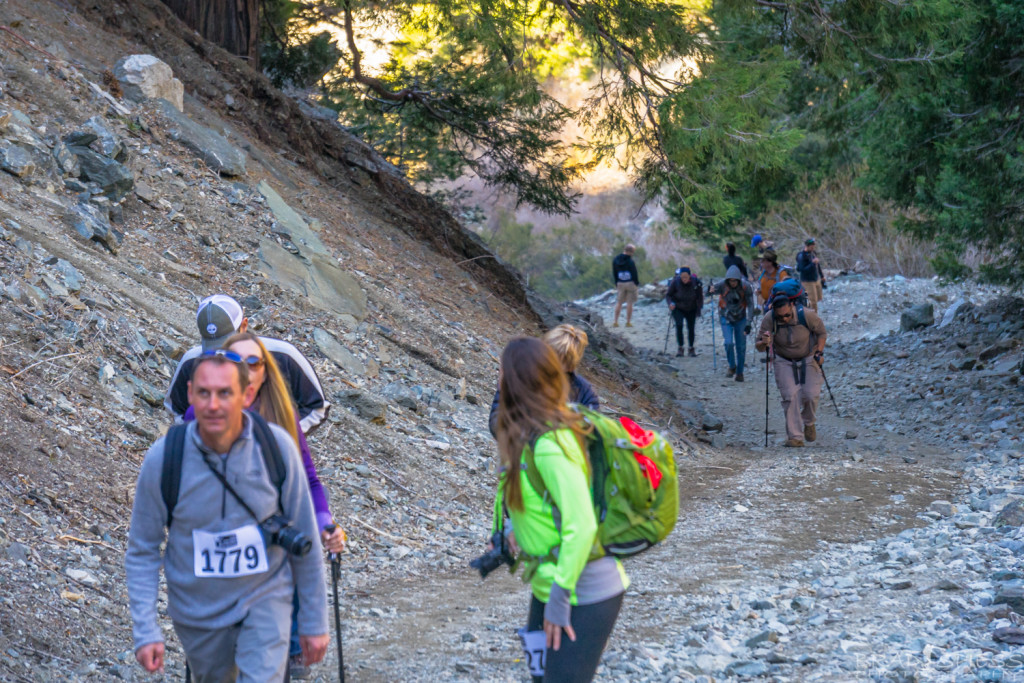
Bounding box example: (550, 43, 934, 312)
(203, 457, 265, 526)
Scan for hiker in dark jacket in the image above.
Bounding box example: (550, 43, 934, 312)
(717, 265, 756, 382)
(611, 245, 640, 328)
(665, 267, 704, 357)
(796, 238, 826, 311)
(489, 325, 599, 437)
(722, 242, 749, 280)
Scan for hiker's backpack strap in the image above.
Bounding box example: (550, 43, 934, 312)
(796, 306, 807, 329)
(160, 424, 189, 529)
(248, 412, 287, 508)
(521, 436, 550, 505)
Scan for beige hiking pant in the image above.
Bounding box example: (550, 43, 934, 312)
(804, 280, 823, 310)
(772, 355, 823, 441)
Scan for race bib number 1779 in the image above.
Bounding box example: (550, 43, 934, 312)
(192, 524, 269, 578)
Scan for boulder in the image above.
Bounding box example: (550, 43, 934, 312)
(0, 143, 35, 177)
(52, 141, 81, 177)
(337, 390, 386, 424)
(900, 303, 934, 332)
(994, 499, 1024, 527)
(313, 328, 365, 376)
(114, 55, 184, 111)
(258, 239, 367, 318)
(939, 299, 973, 328)
(65, 203, 122, 253)
(156, 99, 246, 176)
(258, 181, 329, 257)
(67, 146, 133, 200)
(81, 116, 127, 161)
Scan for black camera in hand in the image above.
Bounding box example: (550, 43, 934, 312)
(469, 531, 515, 578)
(261, 514, 312, 557)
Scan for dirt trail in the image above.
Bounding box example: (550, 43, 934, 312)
(338, 288, 961, 682)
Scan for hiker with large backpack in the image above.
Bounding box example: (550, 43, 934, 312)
(665, 267, 704, 357)
(181, 332, 346, 680)
(488, 325, 599, 438)
(488, 337, 677, 682)
(715, 265, 756, 382)
(126, 350, 329, 681)
(755, 296, 828, 447)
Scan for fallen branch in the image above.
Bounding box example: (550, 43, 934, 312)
(349, 515, 422, 548)
(10, 352, 82, 379)
(57, 535, 118, 551)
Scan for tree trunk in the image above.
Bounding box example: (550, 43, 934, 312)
(161, 0, 260, 69)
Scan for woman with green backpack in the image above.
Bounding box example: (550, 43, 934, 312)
(493, 337, 629, 682)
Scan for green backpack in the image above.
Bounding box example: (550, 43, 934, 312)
(523, 405, 679, 560)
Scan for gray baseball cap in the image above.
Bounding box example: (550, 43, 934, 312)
(196, 294, 244, 351)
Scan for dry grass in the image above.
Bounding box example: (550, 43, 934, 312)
(751, 175, 935, 278)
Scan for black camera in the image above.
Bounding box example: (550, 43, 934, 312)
(470, 531, 515, 578)
(261, 515, 312, 557)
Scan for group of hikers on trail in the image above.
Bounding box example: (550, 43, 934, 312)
(615, 235, 831, 448)
(121, 233, 828, 682)
(125, 293, 664, 683)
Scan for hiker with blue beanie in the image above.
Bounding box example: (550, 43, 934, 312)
(665, 267, 704, 357)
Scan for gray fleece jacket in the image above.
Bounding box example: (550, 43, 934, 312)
(125, 413, 328, 650)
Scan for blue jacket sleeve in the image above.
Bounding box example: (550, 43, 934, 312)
(569, 374, 600, 410)
(488, 387, 500, 438)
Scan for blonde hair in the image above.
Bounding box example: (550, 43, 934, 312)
(543, 324, 588, 373)
(223, 332, 300, 449)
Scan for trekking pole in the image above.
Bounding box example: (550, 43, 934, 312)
(707, 284, 717, 371)
(663, 312, 672, 354)
(816, 357, 841, 418)
(325, 524, 345, 683)
(764, 347, 771, 447)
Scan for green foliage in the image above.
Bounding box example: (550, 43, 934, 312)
(263, 31, 343, 88)
(692, 0, 1024, 284)
(482, 213, 675, 301)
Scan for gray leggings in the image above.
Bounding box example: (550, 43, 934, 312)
(526, 592, 624, 683)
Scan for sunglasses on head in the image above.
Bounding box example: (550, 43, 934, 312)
(201, 349, 243, 363)
(201, 349, 264, 367)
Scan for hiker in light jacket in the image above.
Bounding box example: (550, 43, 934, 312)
(491, 337, 627, 683)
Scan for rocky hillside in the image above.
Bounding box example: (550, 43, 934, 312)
(0, 1, 693, 681)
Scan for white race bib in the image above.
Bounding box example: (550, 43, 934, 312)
(517, 628, 546, 677)
(617, 271, 632, 281)
(192, 524, 269, 578)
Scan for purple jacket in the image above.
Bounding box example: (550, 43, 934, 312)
(183, 405, 332, 532)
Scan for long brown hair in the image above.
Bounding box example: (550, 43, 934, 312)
(496, 337, 591, 511)
(222, 332, 300, 449)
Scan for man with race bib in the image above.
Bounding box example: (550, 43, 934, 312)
(125, 350, 329, 681)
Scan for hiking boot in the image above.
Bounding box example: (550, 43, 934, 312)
(613, 322, 620, 328)
(804, 424, 817, 442)
(734, 373, 744, 382)
(625, 322, 633, 328)
(289, 654, 311, 680)
(688, 347, 696, 357)
(676, 346, 684, 357)
(783, 439, 804, 448)
(727, 367, 736, 377)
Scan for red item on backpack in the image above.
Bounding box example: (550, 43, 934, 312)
(619, 417, 663, 489)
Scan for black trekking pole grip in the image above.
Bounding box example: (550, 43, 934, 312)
(324, 524, 345, 683)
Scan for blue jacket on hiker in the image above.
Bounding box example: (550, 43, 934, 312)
(488, 373, 599, 438)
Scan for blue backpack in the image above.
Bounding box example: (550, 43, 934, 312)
(768, 279, 807, 309)
(768, 280, 809, 328)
